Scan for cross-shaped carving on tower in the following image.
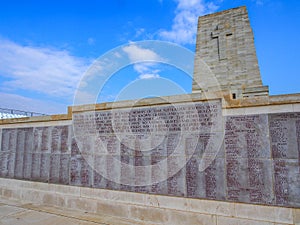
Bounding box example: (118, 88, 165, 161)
(211, 23, 232, 60)
(193, 7, 268, 97)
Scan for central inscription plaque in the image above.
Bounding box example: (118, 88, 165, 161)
(72, 100, 223, 190)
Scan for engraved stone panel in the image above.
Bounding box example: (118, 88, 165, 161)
(186, 156, 201, 198)
(80, 155, 93, 187)
(225, 114, 273, 204)
(120, 140, 134, 192)
(70, 137, 81, 185)
(185, 134, 225, 199)
(40, 152, 50, 182)
(51, 127, 62, 153)
(70, 136, 93, 187)
(32, 127, 51, 182)
(93, 155, 107, 189)
(59, 153, 70, 184)
(0, 129, 12, 177)
(49, 154, 60, 183)
(0, 151, 9, 177)
(31, 152, 41, 180)
(205, 158, 225, 200)
(31, 128, 43, 180)
(151, 140, 168, 195)
(22, 128, 33, 180)
(7, 129, 17, 178)
(167, 156, 186, 197)
(14, 129, 26, 178)
(269, 113, 300, 207)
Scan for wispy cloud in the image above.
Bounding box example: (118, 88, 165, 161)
(122, 43, 162, 80)
(252, 0, 264, 6)
(158, 0, 221, 45)
(0, 92, 67, 114)
(0, 38, 89, 98)
(134, 28, 146, 38)
(139, 73, 160, 80)
(87, 37, 95, 45)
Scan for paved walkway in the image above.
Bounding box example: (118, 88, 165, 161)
(0, 198, 144, 225)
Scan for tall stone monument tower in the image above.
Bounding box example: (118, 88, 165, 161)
(193, 6, 269, 99)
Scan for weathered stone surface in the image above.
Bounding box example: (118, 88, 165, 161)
(71, 100, 223, 195)
(0, 178, 297, 224)
(269, 113, 300, 207)
(193, 6, 268, 98)
(0, 126, 70, 183)
(224, 114, 274, 204)
(1, 103, 300, 208)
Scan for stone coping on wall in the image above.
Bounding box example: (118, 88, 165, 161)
(1, 92, 300, 126)
(0, 178, 299, 225)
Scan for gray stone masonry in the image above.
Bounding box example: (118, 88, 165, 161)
(193, 6, 269, 99)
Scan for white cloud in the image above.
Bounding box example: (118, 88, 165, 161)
(122, 43, 162, 80)
(139, 74, 160, 80)
(122, 43, 161, 62)
(133, 63, 160, 74)
(159, 0, 221, 45)
(0, 38, 89, 98)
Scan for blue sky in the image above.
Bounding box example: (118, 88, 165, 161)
(0, 0, 299, 114)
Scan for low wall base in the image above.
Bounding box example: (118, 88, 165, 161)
(0, 178, 299, 225)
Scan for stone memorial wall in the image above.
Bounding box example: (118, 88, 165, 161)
(0, 100, 299, 208)
(0, 7, 299, 224)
